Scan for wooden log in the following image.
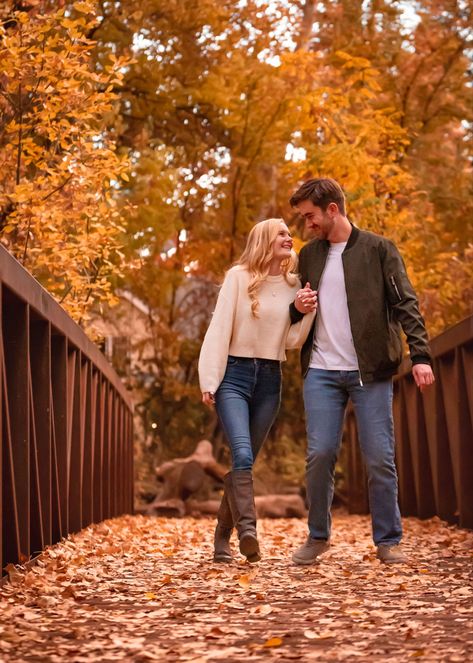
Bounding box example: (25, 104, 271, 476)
(146, 498, 186, 518)
(156, 440, 228, 481)
(185, 499, 220, 517)
(154, 440, 228, 504)
(150, 440, 308, 519)
(255, 494, 307, 518)
(186, 495, 307, 519)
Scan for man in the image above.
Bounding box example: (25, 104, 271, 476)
(289, 178, 434, 565)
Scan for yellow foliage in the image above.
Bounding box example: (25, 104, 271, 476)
(0, 4, 131, 324)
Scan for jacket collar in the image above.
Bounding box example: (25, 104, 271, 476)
(316, 222, 359, 252)
(345, 222, 359, 250)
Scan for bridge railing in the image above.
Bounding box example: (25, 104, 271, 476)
(344, 315, 473, 529)
(1, 246, 134, 575)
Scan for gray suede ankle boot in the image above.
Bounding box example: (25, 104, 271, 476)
(213, 483, 233, 563)
(225, 470, 261, 563)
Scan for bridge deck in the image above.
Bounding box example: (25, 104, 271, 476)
(1, 513, 472, 661)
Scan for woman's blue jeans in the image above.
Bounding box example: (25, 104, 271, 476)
(303, 368, 402, 546)
(215, 357, 282, 471)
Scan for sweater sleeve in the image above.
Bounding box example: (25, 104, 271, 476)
(198, 270, 238, 393)
(286, 309, 316, 349)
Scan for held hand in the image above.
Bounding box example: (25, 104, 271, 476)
(295, 282, 317, 314)
(412, 364, 435, 392)
(202, 391, 216, 408)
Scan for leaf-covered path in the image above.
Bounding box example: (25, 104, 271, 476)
(1, 512, 472, 662)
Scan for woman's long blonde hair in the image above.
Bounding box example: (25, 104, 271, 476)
(236, 218, 298, 318)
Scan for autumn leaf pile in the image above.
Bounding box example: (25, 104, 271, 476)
(1, 512, 472, 662)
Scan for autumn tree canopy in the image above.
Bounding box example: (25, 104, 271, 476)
(0, 0, 471, 469)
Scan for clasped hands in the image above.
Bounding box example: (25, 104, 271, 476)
(295, 282, 317, 314)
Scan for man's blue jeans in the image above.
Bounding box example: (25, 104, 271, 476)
(303, 368, 402, 546)
(215, 357, 281, 470)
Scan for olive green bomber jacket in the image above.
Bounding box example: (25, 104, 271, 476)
(289, 225, 432, 382)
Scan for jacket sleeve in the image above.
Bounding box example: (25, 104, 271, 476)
(198, 270, 238, 393)
(289, 245, 308, 324)
(381, 240, 432, 365)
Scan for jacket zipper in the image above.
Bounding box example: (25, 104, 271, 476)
(390, 275, 402, 302)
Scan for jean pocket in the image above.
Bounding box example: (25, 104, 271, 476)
(227, 356, 239, 365)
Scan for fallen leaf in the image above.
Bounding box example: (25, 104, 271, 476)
(238, 574, 251, 589)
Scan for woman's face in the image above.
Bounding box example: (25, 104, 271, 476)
(272, 222, 293, 260)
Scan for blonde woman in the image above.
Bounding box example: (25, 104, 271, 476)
(198, 218, 316, 563)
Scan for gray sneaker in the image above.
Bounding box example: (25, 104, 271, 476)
(292, 536, 330, 565)
(376, 544, 407, 564)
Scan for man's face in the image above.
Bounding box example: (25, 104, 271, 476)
(297, 200, 335, 241)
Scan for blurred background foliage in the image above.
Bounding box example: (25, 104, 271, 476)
(1, 0, 471, 492)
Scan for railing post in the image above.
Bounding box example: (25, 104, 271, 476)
(344, 413, 368, 514)
(30, 318, 52, 551)
(82, 361, 94, 530)
(51, 333, 68, 539)
(3, 293, 30, 561)
(68, 349, 82, 534)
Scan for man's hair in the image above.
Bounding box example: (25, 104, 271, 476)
(289, 178, 346, 215)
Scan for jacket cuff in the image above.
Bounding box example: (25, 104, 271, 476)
(289, 302, 304, 324)
(411, 355, 432, 367)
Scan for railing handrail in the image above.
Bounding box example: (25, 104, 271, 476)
(0, 245, 132, 408)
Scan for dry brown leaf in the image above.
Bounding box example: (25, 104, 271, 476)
(263, 637, 283, 648)
(238, 574, 251, 589)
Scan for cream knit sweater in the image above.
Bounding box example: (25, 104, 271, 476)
(198, 266, 315, 393)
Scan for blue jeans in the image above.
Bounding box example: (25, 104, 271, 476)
(215, 357, 282, 470)
(304, 369, 402, 546)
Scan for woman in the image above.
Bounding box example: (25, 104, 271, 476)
(198, 218, 316, 564)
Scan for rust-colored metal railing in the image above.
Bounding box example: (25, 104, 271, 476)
(344, 315, 473, 529)
(1, 246, 134, 576)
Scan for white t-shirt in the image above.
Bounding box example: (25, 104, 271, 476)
(309, 242, 359, 371)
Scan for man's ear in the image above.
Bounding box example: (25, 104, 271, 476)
(327, 201, 339, 216)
